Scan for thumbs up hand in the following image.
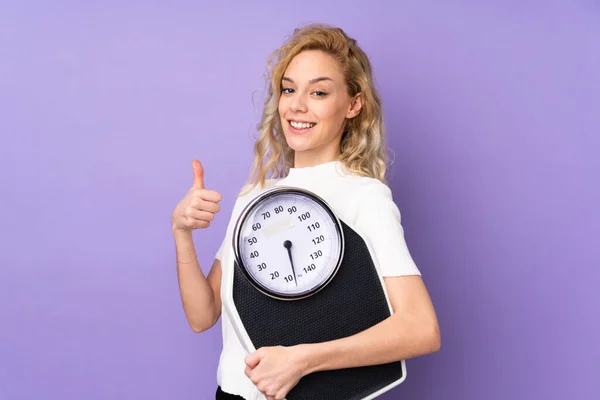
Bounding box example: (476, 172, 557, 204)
(172, 160, 223, 232)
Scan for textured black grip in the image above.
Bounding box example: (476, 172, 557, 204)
(232, 220, 404, 399)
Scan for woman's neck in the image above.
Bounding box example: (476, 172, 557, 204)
(293, 146, 341, 169)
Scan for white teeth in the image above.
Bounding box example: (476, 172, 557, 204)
(290, 121, 315, 129)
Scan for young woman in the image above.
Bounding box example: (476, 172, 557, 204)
(172, 24, 441, 400)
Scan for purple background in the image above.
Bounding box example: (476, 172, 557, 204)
(1, 1, 599, 399)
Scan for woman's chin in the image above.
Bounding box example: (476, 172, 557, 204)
(284, 135, 312, 152)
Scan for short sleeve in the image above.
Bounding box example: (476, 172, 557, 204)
(214, 194, 243, 261)
(214, 182, 259, 261)
(214, 236, 226, 261)
(355, 184, 421, 277)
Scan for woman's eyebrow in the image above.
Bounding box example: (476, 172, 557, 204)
(282, 76, 333, 84)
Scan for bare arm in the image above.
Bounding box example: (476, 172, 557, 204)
(174, 228, 222, 333)
(172, 159, 224, 333)
(301, 275, 440, 373)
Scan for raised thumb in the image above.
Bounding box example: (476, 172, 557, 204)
(192, 159, 205, 189)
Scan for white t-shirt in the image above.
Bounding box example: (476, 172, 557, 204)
(213, 160, 420, 399)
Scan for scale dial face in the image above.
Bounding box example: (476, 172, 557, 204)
(233, 187, 344, 300)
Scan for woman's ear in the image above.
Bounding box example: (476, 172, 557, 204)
(346, 93, 363, 119)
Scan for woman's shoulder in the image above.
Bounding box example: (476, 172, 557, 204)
(323, 173, 400, 225)
(342, 173, 394, 203)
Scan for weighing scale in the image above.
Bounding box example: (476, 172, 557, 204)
(223, 186, 407, 399)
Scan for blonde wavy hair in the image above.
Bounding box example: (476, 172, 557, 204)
(244, 23, 389, 192)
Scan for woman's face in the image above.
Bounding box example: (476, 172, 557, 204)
(278, 50, 362, 167)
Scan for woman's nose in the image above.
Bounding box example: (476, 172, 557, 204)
(290, 93, 307, 113)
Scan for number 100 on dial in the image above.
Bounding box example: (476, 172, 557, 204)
(233, 187, 345, 300)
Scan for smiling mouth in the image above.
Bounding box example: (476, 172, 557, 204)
(289, 120, 316, 130)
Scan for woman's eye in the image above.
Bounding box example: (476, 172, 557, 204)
(282, 88, 294, 94)
(313, 91, 327, 97)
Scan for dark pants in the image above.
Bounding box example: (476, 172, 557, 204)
(216, 386, 245, 399)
